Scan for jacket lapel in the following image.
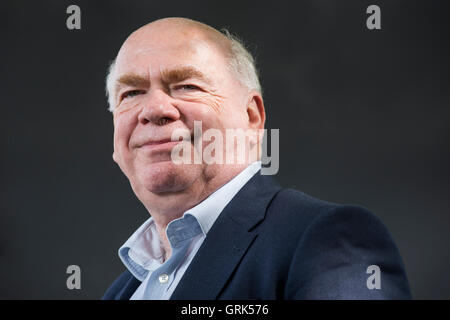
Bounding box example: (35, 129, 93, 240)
(170, 172, 281, 299)
(111, 271, 142, 300)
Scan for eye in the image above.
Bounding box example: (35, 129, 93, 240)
(175, 84, 200, 91)
(121, 90, 145, 100)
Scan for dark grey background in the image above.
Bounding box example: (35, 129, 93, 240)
(1, 0, 449, 299)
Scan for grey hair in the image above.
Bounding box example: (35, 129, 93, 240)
(106, 60, 117, 112)
(220, 28, 262, 95)
(105, 28, 261, 112)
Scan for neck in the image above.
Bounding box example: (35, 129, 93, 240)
(137, 164, 248, 256)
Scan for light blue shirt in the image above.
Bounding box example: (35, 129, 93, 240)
(118, 161, 261, 300)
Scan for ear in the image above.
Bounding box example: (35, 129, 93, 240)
(245, 93, 266, 156)
(246, 92, 265, 130)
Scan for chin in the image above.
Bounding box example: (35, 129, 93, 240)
(138, 161, 201, 194)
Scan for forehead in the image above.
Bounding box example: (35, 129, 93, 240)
(114, 32, 228, 79)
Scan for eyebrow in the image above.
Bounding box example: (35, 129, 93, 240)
(115, 74, 150, 92)
(115, 66, 213, 94)
(161, 66, 213, 86)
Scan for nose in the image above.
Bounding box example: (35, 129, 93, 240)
(137, 88, 180, 126)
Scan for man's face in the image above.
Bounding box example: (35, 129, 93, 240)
(111, 26, 252, 199)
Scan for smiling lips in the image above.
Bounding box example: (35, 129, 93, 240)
(141, 138, 173, 146)
(138, 138, 181, 151)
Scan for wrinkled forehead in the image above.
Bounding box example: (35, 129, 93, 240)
(115, 32, 228, 77)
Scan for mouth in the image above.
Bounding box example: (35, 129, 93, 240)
(138, 139, 182, 151)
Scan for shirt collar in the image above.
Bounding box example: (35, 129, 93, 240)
(185, 161, 261, 235)
(118, 218, 163, 281)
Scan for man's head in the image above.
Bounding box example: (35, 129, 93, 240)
(106, 18, 265, 219)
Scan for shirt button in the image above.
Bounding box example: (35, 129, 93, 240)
(158, 273, 169, 284)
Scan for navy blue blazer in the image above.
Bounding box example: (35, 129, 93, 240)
(103, 172, 411, 299)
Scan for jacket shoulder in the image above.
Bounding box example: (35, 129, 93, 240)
(266, 187, 342, 228)
(268, 189, 412, 299)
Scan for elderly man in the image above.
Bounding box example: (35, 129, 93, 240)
(102, 17, 411, 300)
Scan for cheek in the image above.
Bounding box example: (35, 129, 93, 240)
(182, 105, 223, 133)
(113, 109, 139, 152)
(176, 95, 228, 130)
